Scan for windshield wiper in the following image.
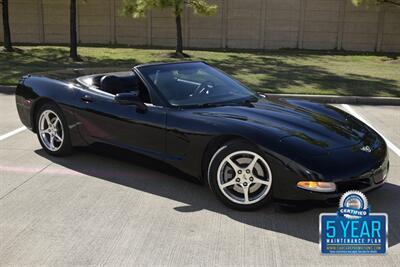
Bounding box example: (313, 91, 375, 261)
(184, 95, 260, 109)
(238, 95, 259, 106)
(196, 102, 226, 108)
(245, 94, 260, 102)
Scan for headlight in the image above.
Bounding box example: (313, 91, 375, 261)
(297, 181, 336, 193)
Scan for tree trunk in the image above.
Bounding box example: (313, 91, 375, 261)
(2, 0, 13, 52)
(175, 10, 183, 55)
(69, 0, 80, 61)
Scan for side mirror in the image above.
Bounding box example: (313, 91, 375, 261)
(115, 92, 147, 112)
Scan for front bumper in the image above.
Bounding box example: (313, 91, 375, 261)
(273, 158, 389, 204)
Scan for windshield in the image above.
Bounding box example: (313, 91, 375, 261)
(137, 62, 257, 107)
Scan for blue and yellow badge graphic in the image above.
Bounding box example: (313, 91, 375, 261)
(320, 190, 388, 254)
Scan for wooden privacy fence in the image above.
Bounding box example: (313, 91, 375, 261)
(1, 0, 399, 52)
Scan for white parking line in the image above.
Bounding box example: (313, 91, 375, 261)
(0, 126, 27, 141)
(341, 104, 400, 157)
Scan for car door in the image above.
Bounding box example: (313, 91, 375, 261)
(74, 85, 167, 160)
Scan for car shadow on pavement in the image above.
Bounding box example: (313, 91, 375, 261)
(35, 145, 400, 247)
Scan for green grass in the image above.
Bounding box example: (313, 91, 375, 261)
(1, 46, 399, 97)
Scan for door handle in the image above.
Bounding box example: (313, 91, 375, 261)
(81, 95, 93, 103)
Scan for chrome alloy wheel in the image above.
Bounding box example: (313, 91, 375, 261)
(38, 110, 64, 152)
(217, 151, 272, 205)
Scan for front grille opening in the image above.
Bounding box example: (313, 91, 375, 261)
(336, 178, 372, 192)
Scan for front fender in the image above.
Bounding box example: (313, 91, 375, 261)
(164, 109, 291, 180)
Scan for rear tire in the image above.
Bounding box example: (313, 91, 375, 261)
(36, 103, 72, 156)
(208, 140, 273, 211)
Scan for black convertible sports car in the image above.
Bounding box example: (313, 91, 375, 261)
(16, 61, 388, 210)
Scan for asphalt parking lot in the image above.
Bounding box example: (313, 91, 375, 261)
(0, 92, 399, 266)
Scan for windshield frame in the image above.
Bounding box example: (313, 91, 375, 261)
(134, 61, 259, 108)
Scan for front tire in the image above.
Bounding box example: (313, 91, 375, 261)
(208, 140, 273, 210)
(36, 103, 72, 156)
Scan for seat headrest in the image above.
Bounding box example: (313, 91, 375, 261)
(100, 75, 120, 95)
(100, 75, 140, 95)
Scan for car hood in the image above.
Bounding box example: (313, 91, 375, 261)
(193, 98, 375, 155)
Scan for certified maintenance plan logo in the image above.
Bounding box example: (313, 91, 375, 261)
(319, 191, 388, 254)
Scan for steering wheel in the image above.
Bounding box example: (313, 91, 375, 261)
(193, 81, 215, 97)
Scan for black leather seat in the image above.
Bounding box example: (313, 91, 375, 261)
(100, 74, 151, 103)
(155, 71, 180, 100)
(100, 75, 121, 95)
(100, 75, 139, 94)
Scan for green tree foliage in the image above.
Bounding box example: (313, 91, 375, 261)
(352, 0, 400, 7)
(121, 0, 217, 56)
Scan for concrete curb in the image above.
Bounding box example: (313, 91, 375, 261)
(267, 93, 400, 106)
(0, 85, 16, 94)
(1, 85, 399, 105)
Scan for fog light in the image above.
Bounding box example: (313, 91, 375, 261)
(297, 181, 336, 192)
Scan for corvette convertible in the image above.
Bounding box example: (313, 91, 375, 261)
(15, 61, 389, 210)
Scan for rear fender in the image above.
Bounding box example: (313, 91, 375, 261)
(16, 76, 86, 146)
